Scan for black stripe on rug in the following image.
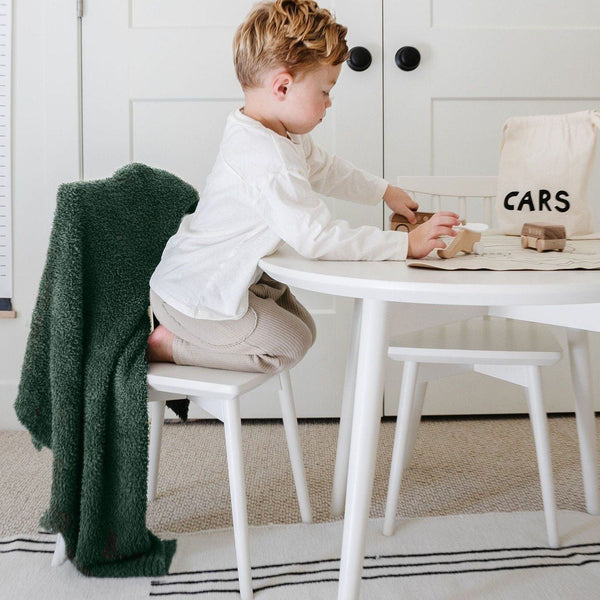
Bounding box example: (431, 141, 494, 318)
(0, 538, 56, 546)
(149, 558, 600, 597)
(0, 534, 57, 555)
(154, 541, 600, 577)
(152, 548, 600, 587)
(0, 548, 56, 555)
(149, 542, 600, 596)
(159, 542, 600, 577)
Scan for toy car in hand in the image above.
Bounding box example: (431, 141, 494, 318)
(389, 211, 435, 232)
(390, 211, 466, 233)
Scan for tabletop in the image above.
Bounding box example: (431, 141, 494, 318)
(259, 245, 600, 307)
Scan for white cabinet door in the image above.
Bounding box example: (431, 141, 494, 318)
(383, 0, 600, 415)
(82, 0, 383, 417)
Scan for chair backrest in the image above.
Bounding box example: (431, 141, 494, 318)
(396, 176, 498, 228)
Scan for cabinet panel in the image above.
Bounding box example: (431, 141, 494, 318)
(383, 0, 600, 415)
(132, 100, 239, 188)
(432, 1, 600, 28)
(82, 0, 600, 417)
(82, 0, 382, 418)
(131, 0, 256, 28)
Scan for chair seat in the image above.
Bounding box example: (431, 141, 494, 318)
(147, 362, 274, 397)
(388, 316, 562, 366)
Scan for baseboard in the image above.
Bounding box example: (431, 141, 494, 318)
(0, 381, 23, 430)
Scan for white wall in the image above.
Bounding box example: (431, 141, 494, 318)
(1, 3, 598, 429)
(0, 1, 79, 428)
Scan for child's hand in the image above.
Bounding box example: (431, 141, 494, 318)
(383, 185, 418, 224)
(407, 211, 461, 259)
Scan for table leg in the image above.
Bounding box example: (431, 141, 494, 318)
(337, 299, 390, 600)
(331, 298, 363, 517)
(567, 328, 600, 514)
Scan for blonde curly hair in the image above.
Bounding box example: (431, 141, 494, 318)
(233, 0, 349, 89)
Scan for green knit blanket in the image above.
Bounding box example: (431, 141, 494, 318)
(15, 164, 198, 576)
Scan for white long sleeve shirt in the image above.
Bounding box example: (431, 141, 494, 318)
(150, 109, 408, 320)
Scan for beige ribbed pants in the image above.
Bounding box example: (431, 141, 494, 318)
(149, 274, 316, 374)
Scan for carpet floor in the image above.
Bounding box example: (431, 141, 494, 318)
(1, 415, 597, 537)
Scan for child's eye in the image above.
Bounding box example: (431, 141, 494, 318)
(323, 91, 330, 96)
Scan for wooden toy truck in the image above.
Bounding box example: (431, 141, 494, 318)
(520, 222, 566, 252)
(390, 211, 466, 233)
(389, 211, 435, 233)
(437, 229, 484, 259)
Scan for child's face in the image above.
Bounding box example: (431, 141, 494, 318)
(282, 64, 342, 135)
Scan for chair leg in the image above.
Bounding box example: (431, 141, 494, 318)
(223, 397, 253, 600)
(402, 381, 427, 471)
(567, 328, 600, 515)
(51, 533, 67, 567)
(148, 399, 166, 503)
(526, 365, 559, 548)
(384, 361, 419, 536)
(278, 370, 313, 523)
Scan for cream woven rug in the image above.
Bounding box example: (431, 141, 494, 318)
(3, 511, 600, 599)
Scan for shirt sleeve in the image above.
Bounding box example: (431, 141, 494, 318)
(302, 135, 389, 205)
(250, 169, 408, 261)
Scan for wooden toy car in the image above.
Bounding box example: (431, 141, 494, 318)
(389, 211, 435, 233)
(520, 222, 566, 252)
(390, 211, 466, 233)
(438, 229, 484, 259)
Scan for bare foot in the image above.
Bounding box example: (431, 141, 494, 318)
(146, 324, 175, 363)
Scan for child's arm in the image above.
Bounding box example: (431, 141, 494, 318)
(304, 136, 419, 225)
(251, 169, 458, 260)
(383, 186, 419, 224)
(303, 136, 388, 205)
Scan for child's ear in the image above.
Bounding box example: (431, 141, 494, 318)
(272, 72, 293, 101)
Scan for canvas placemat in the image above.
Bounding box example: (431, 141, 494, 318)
(408, 234, 600, 270)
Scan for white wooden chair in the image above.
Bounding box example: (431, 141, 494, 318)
(53, 363, 312, 600)
(380, 175, 597, 548)
(394, 176, 499, 226)
(384, 316, 562, 547)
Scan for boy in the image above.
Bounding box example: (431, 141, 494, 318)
(147, 0, 459, 372)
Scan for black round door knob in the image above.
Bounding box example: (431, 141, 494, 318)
(395, 46, 421, 71)
(346, 46, 372, 72)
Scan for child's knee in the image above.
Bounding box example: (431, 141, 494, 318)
(304, 313, 317, 346)
(284, 321, 314, 367)
(259, 321, 314, 373)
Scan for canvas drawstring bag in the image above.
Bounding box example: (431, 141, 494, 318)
(496, 110, 600, 238)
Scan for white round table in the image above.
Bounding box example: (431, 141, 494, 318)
(261, 244, 600, 306)
(260, 245, 600, 600)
